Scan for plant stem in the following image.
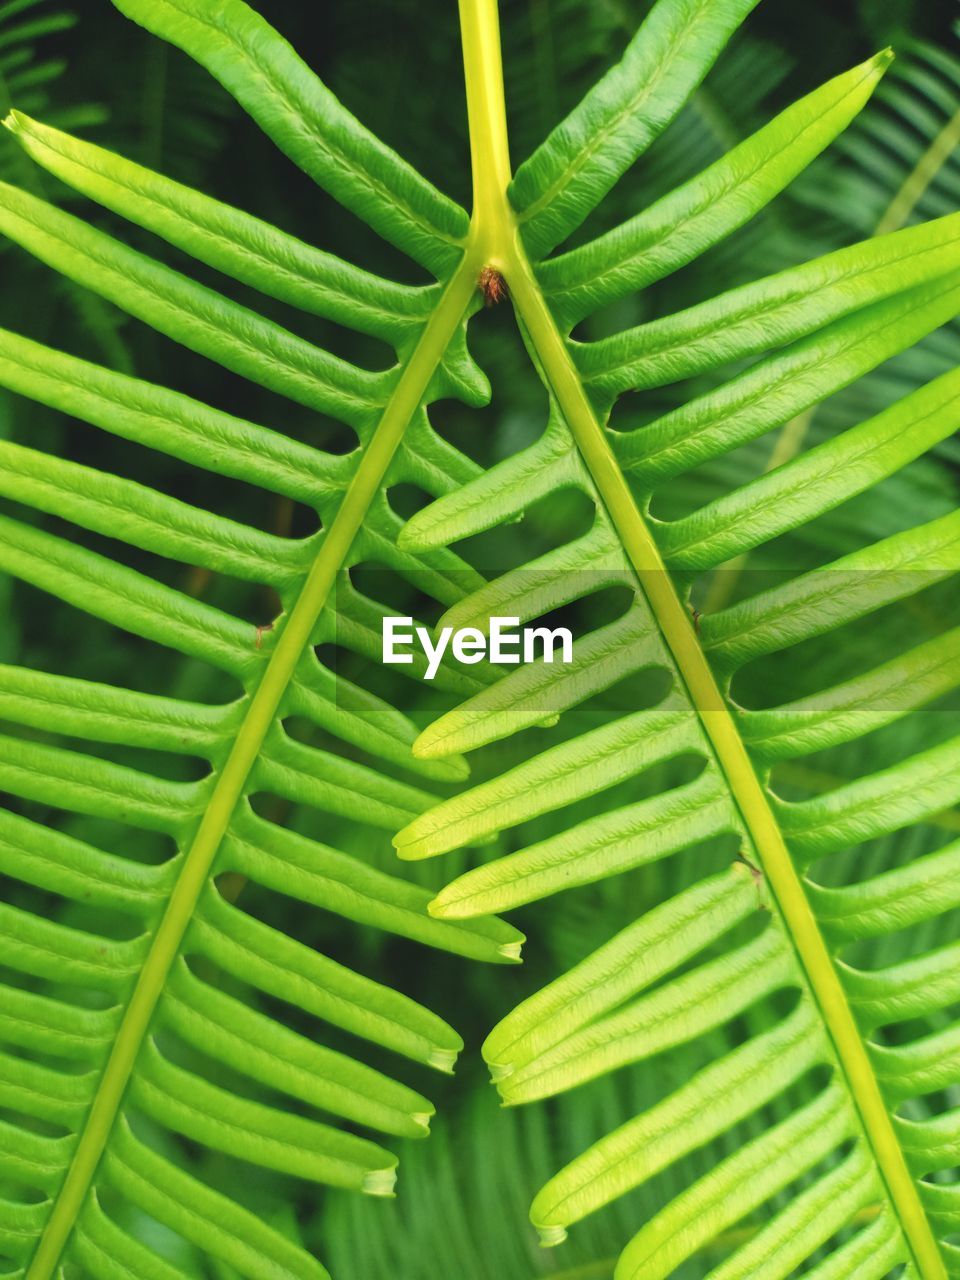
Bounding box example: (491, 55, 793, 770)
(876, 102, 960, 235)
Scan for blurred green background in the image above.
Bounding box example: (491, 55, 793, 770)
(2, 1, 959, 1276)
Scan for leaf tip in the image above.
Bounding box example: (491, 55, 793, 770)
(486, 1060, 514, 1084)
(498, 938, 524, 963)
(393, 821, 433, 861)
(391, 830, 413, 857)
(428, 1046, 459, 1074)
(536, 1225, 568, 1248)
(396, 514, 437, 554)
(410, 1110, 433, 1135)
(411, 723, 446, 759)
(395, 524, 416, 552)
(441, 752, 471, 781)
(428, 885, 476, 919)
(426, 890, 449, 917)
(362, 1167, 398, 1198)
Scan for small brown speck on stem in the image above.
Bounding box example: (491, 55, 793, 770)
(478, 265, 507, 306)
(735, 852, 768, 911)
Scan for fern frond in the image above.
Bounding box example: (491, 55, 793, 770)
(4, 0, 960, 1276)
(392, 2, 960, 1276)
(0, 0, 77, 144)
(0, 1, 522, 1276)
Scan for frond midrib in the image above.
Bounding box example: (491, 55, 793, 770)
(457, 0, 946, 1275)
(26, 244, 481, 1280)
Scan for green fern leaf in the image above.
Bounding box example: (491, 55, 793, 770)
(0, 1, 523, 1276)
(390, 2, 960, 1277)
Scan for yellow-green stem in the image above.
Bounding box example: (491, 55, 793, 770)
(458, 0, 946, 1275)
(876, 103, 960, 235)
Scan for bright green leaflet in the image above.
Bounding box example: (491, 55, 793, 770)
(395, 3, 959, 1280)
(0, 0, 958, 1277)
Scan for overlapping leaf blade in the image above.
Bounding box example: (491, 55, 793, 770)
(396, 5, 960, 1277)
